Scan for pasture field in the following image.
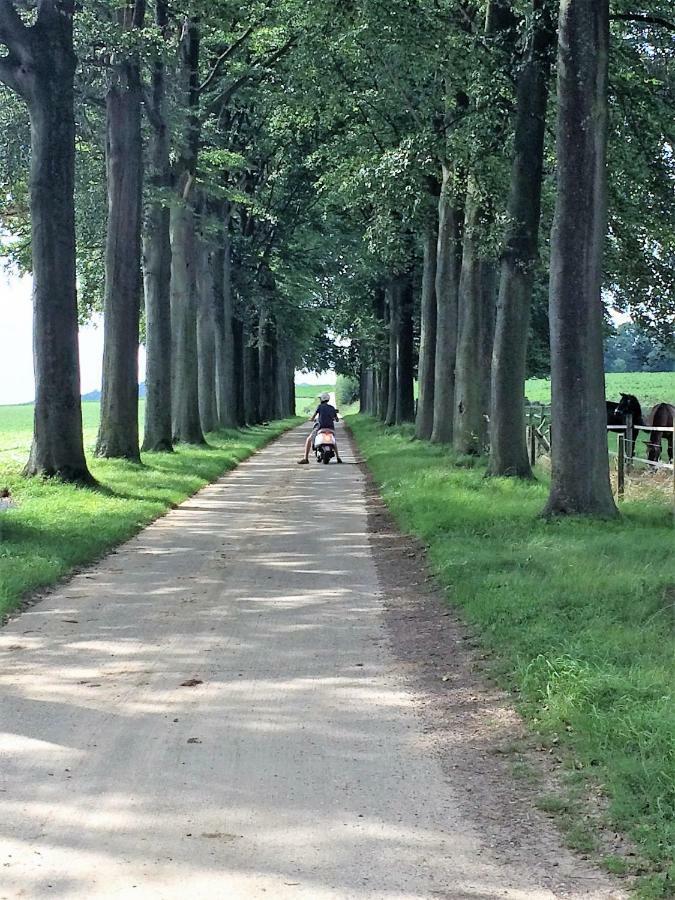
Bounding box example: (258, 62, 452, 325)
(0, 400, 299, 619)
(349, 415, 674, 898)
(295, 383, 332, 417)
(525, 372, 675, 409)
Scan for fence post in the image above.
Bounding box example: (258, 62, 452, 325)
(625, 413, 633, 472)
(617, 433, 625, 501)
(529, 424, 536, 466)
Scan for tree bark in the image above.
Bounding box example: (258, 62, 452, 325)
(489, 0, 553, 477)
(258, 307, 276, 421)
(377, 363, 388, 420)
(430, 165, 462, 444)
(543, 0, 617, 517)
(170, 16, 204, 444)
(415, 225, 438, 439)
(142, 0, 172, 453)
(171, 202, 204, 444)
(96, 57, 143, 461)
(196, 225, 218, 434)
(454, 179, 497, 455)
(232, 316, 246, 426)
(0, 2, 93, 483)
(243, 324, 260, 424)
(384, 283, 398, 426)
(214, 209, 237, 428)
(275, 336, 290, 418)
(395, 275, 415, 424)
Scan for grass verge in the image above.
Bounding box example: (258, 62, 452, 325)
(0, 419, 299, 620)
(349, 415, 674, 898)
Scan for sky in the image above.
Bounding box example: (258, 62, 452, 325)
(0, 269, 333, 406)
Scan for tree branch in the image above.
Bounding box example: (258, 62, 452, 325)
(0, 0, 30, 52)
(141, 82, 164, 130)
(205, 35, 296, 114)
(610, 13, 675, 32)
(198, 22, 257, 94)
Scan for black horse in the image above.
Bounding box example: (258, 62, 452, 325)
(646, 403, 675, 463)
(607, 393, 643, 458)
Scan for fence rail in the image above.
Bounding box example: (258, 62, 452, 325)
(523, 402, 674, 507)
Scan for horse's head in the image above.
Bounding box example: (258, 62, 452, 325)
(645, 439, 661, 463)
(616, 393, 642, 422)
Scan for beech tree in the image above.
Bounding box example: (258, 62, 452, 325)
(543, 0, 617, 517)
(0, 0, 671, 509)
(489, 0, 555, 477)
(142, 0, 173, 452)
(96, 0, 146, 460)
(0, 0, 93, 483)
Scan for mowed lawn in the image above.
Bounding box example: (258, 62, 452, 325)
(349, 415, 674, 898)
(0, 401, 299, 619)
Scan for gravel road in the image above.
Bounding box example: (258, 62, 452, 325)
(0, 425, 625, 899)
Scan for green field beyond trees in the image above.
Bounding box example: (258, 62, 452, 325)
(348, 416, 674, 898)
(525, 373, 675, 409)
(0, 402, 298, 620)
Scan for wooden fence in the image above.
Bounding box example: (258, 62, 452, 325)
(524, 402, 674, 507)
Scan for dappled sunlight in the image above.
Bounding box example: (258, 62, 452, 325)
(0, 428, 618, 899)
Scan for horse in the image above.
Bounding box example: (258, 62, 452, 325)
(645, 403, 675, 463)
(608, 393, 644, 458)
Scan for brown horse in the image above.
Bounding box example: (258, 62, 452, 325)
(646, 403, 675, 463)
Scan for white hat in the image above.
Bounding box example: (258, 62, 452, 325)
(319, 392, 331, 402)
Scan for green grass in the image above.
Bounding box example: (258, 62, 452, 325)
(0, 401, 299, 619)
(295, 383, 333, 418)
(348, 415, 674, 897)
(525, 372, 675, 410)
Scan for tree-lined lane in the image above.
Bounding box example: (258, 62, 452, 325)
(0, 428, 623, 899)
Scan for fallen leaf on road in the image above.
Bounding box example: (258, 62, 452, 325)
(187, 737, 202, 744)
(180, 679, 203, 687)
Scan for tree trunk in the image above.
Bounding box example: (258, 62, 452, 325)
(243, 325, 260, 424)
(415, 225, 438, 439)
(171, 202, 204, 444)
(142, 0, 173, 453)
(384, 284, 398, 426)
(430, 166, 462, 444)
(395, 275, 415, 424)
(258, 308, 276, 421)
(0, 4, 93, 483)
(196, 228, 218, 434)
(543, 0, 617, 517)
(288, 366, 296, 417)
(214, 214, 237, 428)
(371, 287, 387, 420)
(142, 180, 172, 451)
(96, 61, 143, 460)
(489, 0, 553, 477)
(454, 179, 497, 455)
(232, 316, 246, 426)
(365, 367, 376, 415)
(478, 259, 497, 436)
(359, 360, 367, 413)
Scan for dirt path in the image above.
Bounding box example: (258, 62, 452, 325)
(0, 426, 625, 899)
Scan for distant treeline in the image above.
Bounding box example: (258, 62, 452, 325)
(604, 325, 675, 374)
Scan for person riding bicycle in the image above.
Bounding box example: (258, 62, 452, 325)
(297, 393, 343, 464)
